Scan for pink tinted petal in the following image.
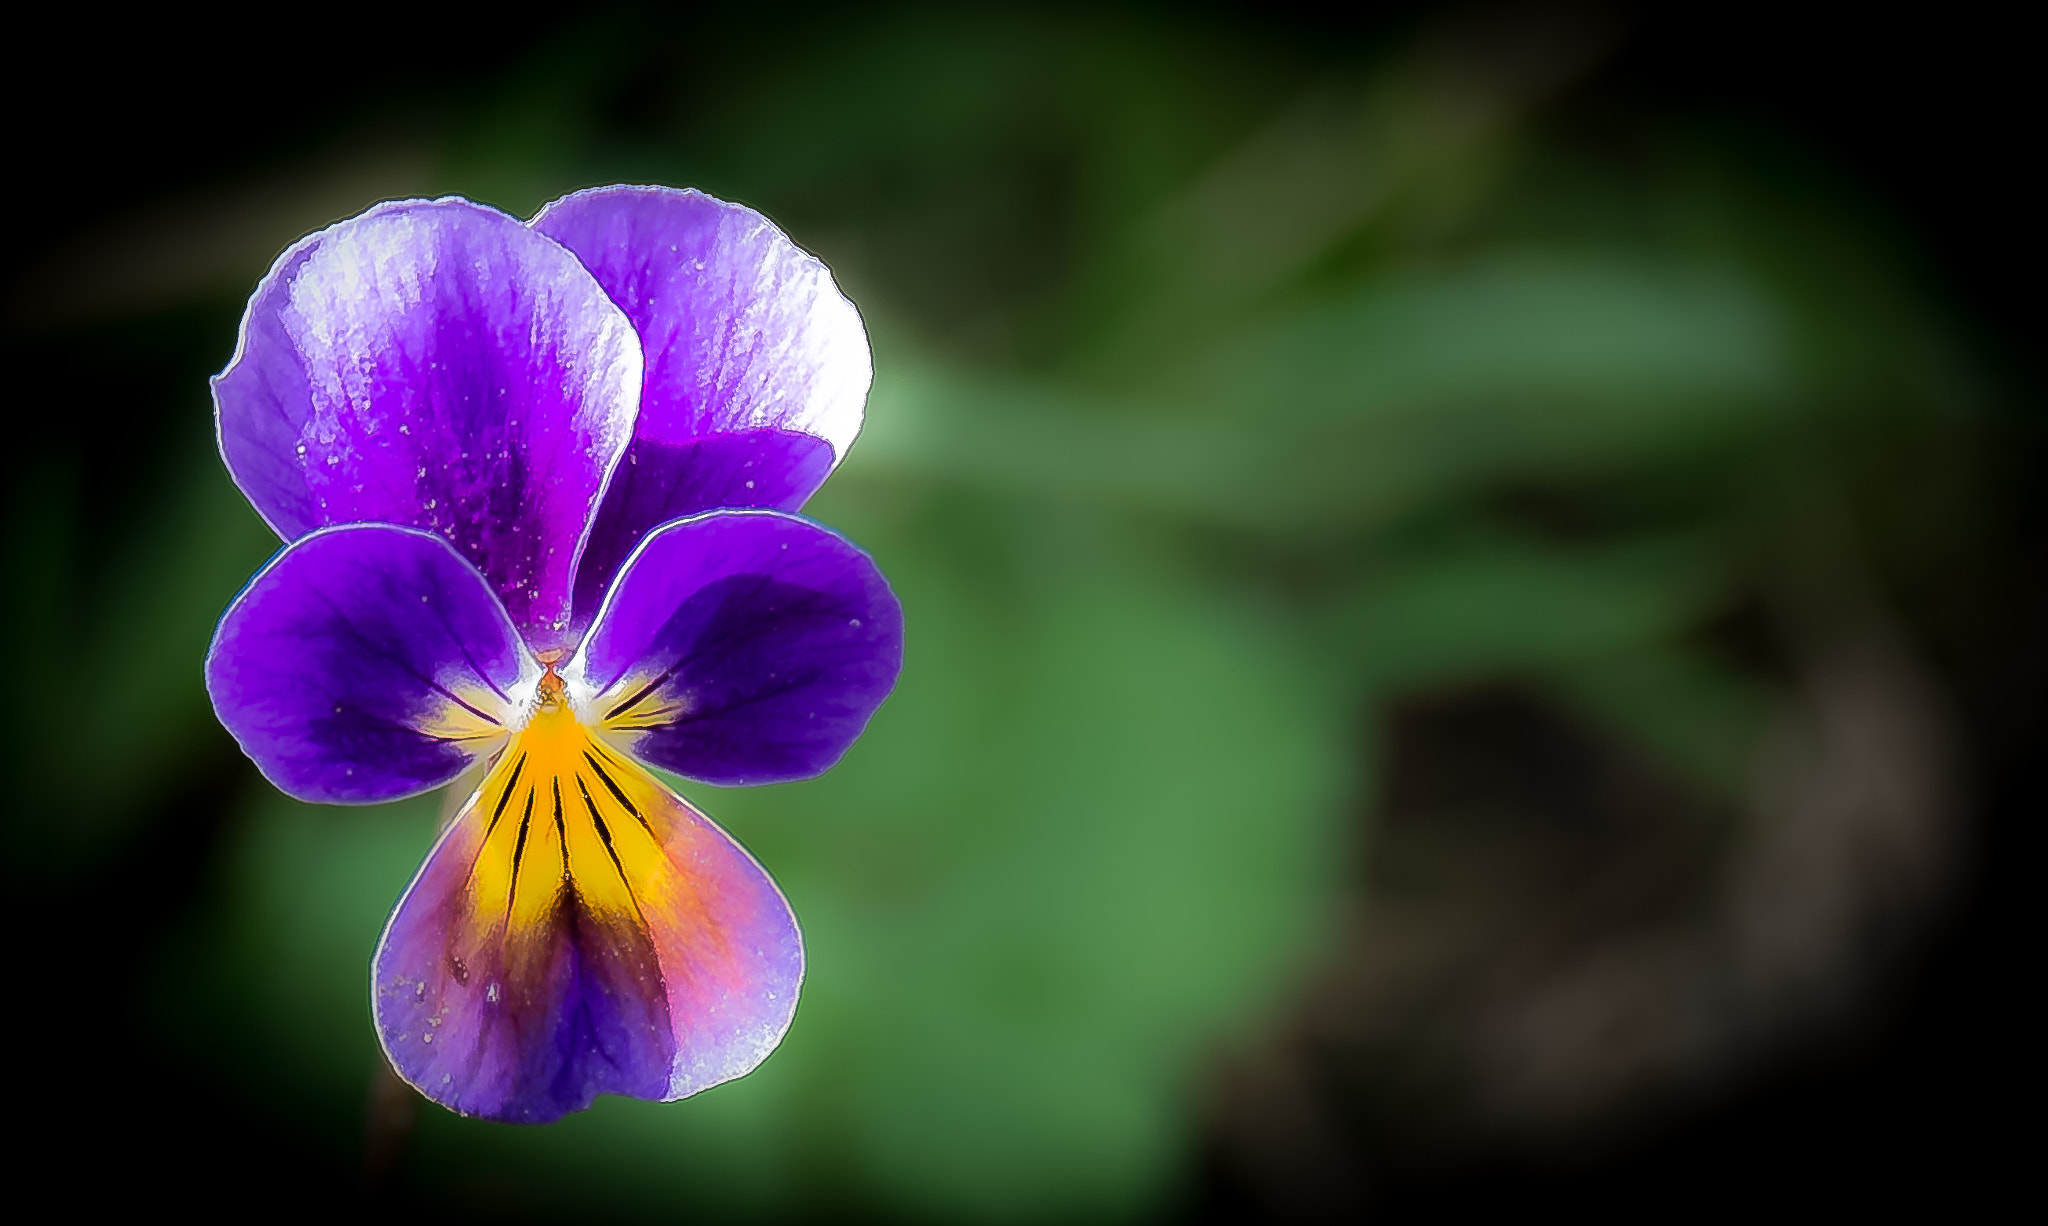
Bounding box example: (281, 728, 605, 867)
(213, 198, 642, 651)
(373, 715, 802, 1122)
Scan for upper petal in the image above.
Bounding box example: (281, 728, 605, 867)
(531, 187, 869, 616)
(212, 197, 643, 651)
(206, 524, 536, 803)
(567, 431, 836, 633)
(571, 510, 903, 786)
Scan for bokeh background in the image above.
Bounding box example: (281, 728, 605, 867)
(3, 3, 2036, 1219)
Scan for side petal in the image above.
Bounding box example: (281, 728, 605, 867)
(205, 525, 534, 804)
(530, 187, 869, 620)
(570, 510, 903, 786)
(373, 711, 803, 1123)
(212, 197, 643, 651)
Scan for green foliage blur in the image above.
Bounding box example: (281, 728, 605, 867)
(0, 5, 1999, 1219)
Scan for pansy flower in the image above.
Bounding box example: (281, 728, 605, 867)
(203, 187, 902, 1123)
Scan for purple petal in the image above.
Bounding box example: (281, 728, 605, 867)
(568, 430, 834, 629)
(374, 713, 803, 1123)
(532, 187, 869, 607)
(205, 525, 534, 804)
(571, 510, 902, 786)
(213, 197, 642, 651)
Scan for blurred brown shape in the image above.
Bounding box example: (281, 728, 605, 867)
(361, 1059, 420, 1190)
(1208, 585, 1966, 1216)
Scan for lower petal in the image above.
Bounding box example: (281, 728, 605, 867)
(371, 710, 802, 1123)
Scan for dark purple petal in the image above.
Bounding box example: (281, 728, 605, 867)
(205, 525, 534, 804)
(213, 198, 642, 651)
(374, 716, 803, 1123)
(532, 186, 869, 604)
(568, 429, 834, 630)
(572, 510, 902, 786)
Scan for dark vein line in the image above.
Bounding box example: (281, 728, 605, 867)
(458, 751, 521, 898)
(506, 788, 535, 913)
(585, 739, 634, 771)
(484, 754, 526, 838)
(432, 680, 504, 726)
(574, 774, 655, 967)
(583, 740, 666, 833)
(337, 709, 494, 740)
(424, 597, 514, 703)
(603, 665, 683, 722)
(552, 777, 569, 878)
(581, 750, 648, 830)
(308, 588, 507, 726)
(575, 774, 636, 902)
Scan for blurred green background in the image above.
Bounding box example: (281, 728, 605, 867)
(2, 3, 2036, 1219)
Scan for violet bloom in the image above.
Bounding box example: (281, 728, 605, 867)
(203, 187, 902, 1123)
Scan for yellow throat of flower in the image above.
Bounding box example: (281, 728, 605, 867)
(450, 663, 689, 938)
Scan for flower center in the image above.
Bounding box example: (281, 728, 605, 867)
(454, 667, 677, 939)
(513, 665, 598, 776)
(534, 666, 571, 715)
